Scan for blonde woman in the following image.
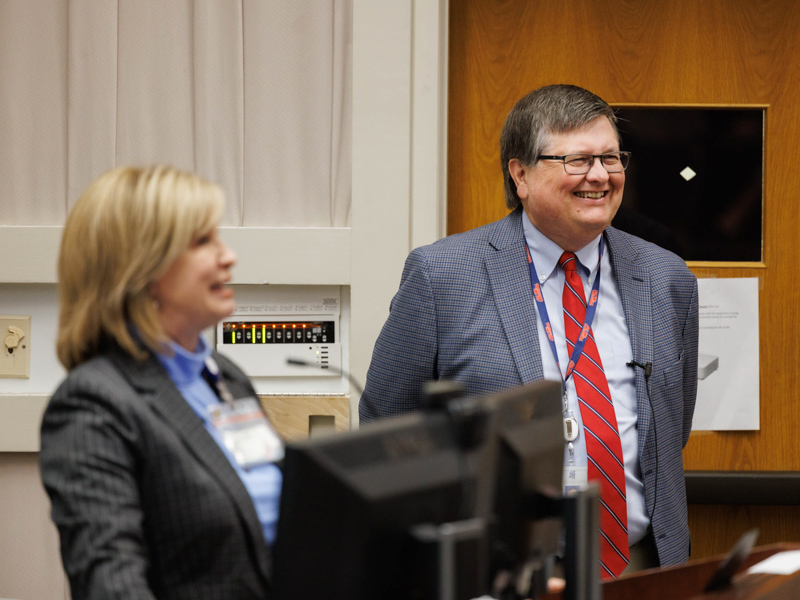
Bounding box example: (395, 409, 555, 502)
(40, 166, 280, 600)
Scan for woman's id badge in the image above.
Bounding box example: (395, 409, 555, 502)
(208, 398, 284, 468)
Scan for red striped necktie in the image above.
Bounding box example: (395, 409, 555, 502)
(560, 251, 629, 579)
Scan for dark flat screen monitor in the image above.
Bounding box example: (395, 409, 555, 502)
(483, 382, 564, 572)
(272, 380, 563, 600)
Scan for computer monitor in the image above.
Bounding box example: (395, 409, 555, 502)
(272, 380, 563, 600)
(483, 382, 564, 577)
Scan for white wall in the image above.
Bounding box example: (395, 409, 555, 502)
(0, 454, 65, 600)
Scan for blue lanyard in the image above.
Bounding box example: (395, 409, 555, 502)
(525, 237, 604, 383)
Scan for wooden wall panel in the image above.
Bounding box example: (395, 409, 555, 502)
(689, 505, 800, 559)
(448, 0, 800, 558)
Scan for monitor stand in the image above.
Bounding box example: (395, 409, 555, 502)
(409, 517, 491, 600)
(562, 484, 602, 600)
(404, 485, 600, 600)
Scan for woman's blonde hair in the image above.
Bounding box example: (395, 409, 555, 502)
(57, 165, 225, 370)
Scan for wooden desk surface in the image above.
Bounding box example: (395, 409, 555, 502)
(542, 544, 800, 600)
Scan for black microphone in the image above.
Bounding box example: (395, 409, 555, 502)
(285, 358, 379, 420)
(626, 360, 652, 379)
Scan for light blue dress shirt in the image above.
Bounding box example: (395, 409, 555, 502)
(157, 337, 283, 545)
(522, 210, 649, 545)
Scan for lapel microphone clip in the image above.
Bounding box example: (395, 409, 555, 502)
(626, 360, 653, 380)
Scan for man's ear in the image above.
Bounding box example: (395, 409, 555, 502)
(508, 158, 530, 200)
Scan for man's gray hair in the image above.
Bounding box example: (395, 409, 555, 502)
(499, 84, 620, 210)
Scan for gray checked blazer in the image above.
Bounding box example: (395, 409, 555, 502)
(40, 344, 273, 600)
(361, 207, 699, 567)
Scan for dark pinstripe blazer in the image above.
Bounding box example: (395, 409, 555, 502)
(40, 344, 272, 600)
(361, 207, 699, 567)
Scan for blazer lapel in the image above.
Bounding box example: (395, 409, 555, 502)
(485, 209, 545, 384)
(605, 227, 654, 452)
(108, 347, 272, 583)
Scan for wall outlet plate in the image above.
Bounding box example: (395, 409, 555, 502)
(1, 315, 31, 378)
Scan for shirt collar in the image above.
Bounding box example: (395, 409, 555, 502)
(521, 209, 603, 280)
(157, 335, 213, 386)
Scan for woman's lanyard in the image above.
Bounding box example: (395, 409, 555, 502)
(203, 356, 236, 403)
(525, 237, 604, 447)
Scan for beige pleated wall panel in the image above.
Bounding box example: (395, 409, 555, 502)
(243, 1, 352, 226)
(0, 0, 352, 228)
(0, 0, 69, 225)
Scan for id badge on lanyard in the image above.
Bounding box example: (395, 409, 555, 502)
(563, 465, 589, 495)
(204, 357, 285, 468)
(526, 239, 603, 495)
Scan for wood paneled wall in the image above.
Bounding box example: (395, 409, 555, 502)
(447, 0, 800, 558)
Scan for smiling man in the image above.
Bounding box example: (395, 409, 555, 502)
(361, 85, 698, 578)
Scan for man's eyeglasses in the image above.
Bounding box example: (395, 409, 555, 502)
(537, 151, 631, 175)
